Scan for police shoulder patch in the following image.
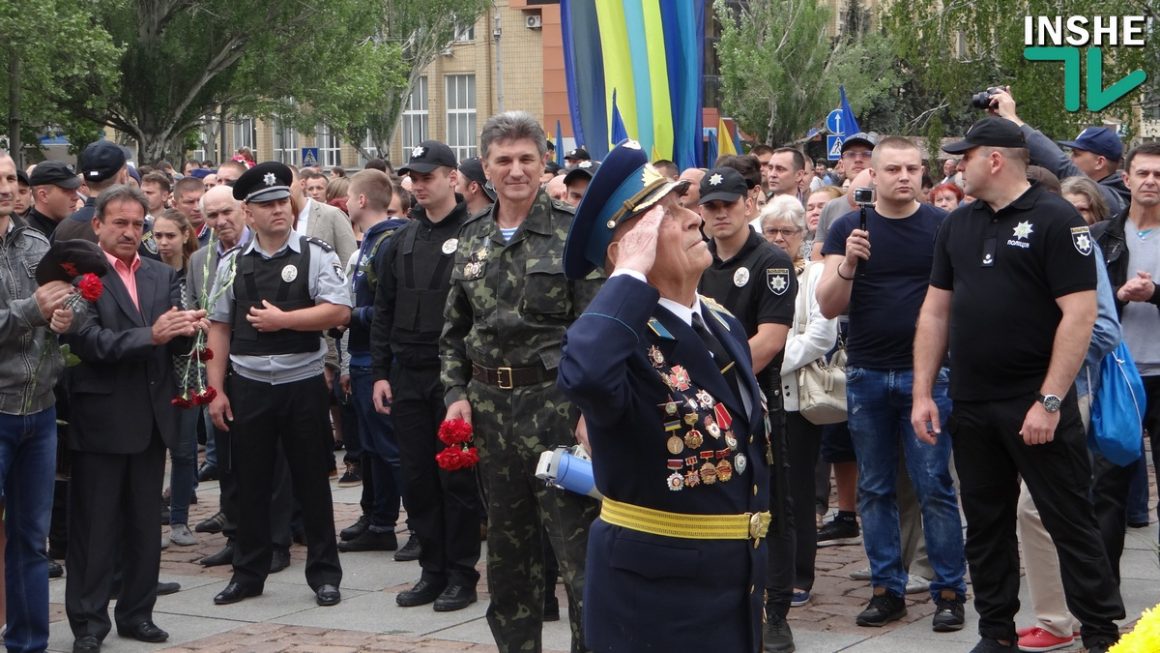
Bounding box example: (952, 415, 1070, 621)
(1070, 226, 1093, 257)
(765, 268, 790, 295)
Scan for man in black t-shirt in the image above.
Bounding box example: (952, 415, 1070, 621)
(696, 167, 798, 652)
(816, 136, 966, 633)
(912, 117, 1123, 653)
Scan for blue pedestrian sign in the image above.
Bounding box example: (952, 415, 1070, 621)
(826, 135, 843, 161)
(826, 109, 846, 136)
(301, 147, 320, 167)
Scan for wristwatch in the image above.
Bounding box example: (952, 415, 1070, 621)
(1037, 394, 1062, 413)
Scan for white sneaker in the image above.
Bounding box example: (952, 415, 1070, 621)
(169, 523, 198, 546)
(905, 574, 930, 594)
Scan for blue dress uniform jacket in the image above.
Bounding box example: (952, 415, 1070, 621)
(558, 274, 770, 653)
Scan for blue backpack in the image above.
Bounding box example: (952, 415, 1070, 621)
(1089, 342, 1146, 466)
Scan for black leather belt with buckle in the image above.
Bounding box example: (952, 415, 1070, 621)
(471, 363, 553, 389)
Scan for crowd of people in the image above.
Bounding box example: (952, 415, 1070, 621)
(0, 92, 1157, 653)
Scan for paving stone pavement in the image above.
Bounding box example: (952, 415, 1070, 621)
(43, 446, 1160, 653)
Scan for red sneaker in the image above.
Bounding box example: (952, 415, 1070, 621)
(1017, 627, 1075, 652)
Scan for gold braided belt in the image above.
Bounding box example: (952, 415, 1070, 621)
(601, 497, 771, 542)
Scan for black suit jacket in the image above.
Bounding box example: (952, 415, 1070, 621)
(63, 256, 183, 454)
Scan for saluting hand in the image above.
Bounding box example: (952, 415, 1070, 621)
(613, 205, 665, 276)
(247, 300, 286, 332)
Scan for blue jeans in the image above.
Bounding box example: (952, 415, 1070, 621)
(169, 406, 200, 525)
(0, 407, 57, 653)
(350, 366, 402, 529)
(846, 366, 966, 599)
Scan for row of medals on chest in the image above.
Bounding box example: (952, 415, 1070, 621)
(651, 344, 746, 492)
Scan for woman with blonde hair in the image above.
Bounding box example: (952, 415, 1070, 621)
(1061, 175, 1110, 225)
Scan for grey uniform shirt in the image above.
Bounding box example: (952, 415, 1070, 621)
(209, 229, 352, 384)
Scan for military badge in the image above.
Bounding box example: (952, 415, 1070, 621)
(663, 400, 678, 415)
(704, 419, 722, 440)
(140, 230, 158, 255)
(667, 472, 685, 491)
(667, 436, 684, 455)
(684, 469, 701, 487)
(683, 412, 699, 426)
(648, 346, 666, 369)
(281, 264, 298, 283)
(683, 429, 703, 449)
(733, 266, 750, 288)
(442, 238, 458, 255)
(1071, 226, 1093, 256)
(724, 430, 738, 450)
(714, 403, 733, 430)
(669, 365, 691, 391)
(699, 462, 718, 485)
(716, 459, 733, 483)
(766, 268, 790, 295)
(696, 389, 714, 410)
(735, 453, 748, 473)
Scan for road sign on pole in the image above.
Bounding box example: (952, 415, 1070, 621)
(826, 135, 843, 161)
(301, 147, 320, 167)
(826, 109, 845, 136)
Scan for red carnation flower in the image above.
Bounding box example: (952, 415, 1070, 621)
(437, 418, 474, 446)
(435, 442, 479, 471)
(195, 347, 214, 362)
(77, 273, 103, 302)
(171, 395, 193, 408)
(191, 387, 218, 405)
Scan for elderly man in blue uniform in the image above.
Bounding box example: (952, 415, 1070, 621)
(205, 162, 348, 608)
(558, 141, 772, 653)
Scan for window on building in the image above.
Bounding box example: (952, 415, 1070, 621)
(445, 74, 477, 162)
(455, 24, 475, 42)
(232, 117, 256, 151)
(272, 121, 298, 165)
(358, 129, 380, 168)
(316, 123, 341, 167)
(401, 77, 429, 152)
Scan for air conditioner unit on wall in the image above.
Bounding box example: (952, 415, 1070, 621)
(525, 14, 542, 29)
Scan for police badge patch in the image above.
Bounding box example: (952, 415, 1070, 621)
(141, 230, 158, 255)
(1070, 226, 1093, 256)
(766, 268, 790, 295)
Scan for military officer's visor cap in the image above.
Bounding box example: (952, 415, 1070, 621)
(563, 139, 689, 280)
(233, 161, 293, 203)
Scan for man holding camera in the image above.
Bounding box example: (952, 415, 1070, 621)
(815, 137, 966, 633)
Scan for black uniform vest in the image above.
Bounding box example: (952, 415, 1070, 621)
(392, 223, 456, 345)
(231, 236, 319, 355)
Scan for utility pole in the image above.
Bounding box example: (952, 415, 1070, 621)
(493, 4, 504, 113)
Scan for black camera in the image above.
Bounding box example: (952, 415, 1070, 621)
(853, 187, 876, 206)
(970, 87, 1002, 109)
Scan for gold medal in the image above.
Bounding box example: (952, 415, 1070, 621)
(700, 462, 718, 485)
(664, 401, 678, 415)
(649, 346, 666, 369)
(716, 460, 733, 483)
(666, 436, 684, 455)
(684, 469, 701, 487)
(684, 429, 703, 449)
(683, 412, 699, 426)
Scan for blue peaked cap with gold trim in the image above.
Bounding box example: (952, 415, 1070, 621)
(564, 139, 689, 279)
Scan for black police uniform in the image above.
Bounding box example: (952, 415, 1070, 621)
(370, 199, 482, 590)
(698, 227, 798, 622)
(931, 182, 1124, 645)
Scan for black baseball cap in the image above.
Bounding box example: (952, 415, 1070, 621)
(29, 161, 81, 190)
(563, 160, 601, 186)
(16, 170, 29, 187)
(458, 157, 496, 200)
(399, 140, 457, 175)
(699, 167, 748, 205)
(564, 147, 591, 162)
(232, 161, 293, 203)
(943, 117, 1027, 154)
(80, 140, 127, 183)
(841, 132, 877, 153)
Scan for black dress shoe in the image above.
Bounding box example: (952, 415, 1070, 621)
(340, 515, 369, 541)
(197, 462, 218, 481)
(72, 635, 101, 653)
(543, 594, 560, 622)
(433, 584, 477, 612)
(49, 559, 64, 578)
(200, 543, 234, 567)
(157, 581, 181, 596)
(315, 583, 341, 606)
(117, 621, 169, 643)
(393, 535, 421, 562)
(396, 578, 447, 607)
(194, 511, 229, 534)
(270, 547, 291, 573)
(214, 582, 262, 605)
(338, 529, 397, 552)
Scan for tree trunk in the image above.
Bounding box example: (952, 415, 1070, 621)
(7, 52, 23, 169)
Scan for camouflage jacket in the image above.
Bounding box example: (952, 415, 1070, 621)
(440, 191, 601, 405)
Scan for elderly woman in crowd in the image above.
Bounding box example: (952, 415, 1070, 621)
(759, 194, 838, 608)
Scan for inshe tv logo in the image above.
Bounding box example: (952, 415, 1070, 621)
(1024, 16, 1148, 112)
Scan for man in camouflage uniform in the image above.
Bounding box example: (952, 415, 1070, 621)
(440, 111, 600, 653)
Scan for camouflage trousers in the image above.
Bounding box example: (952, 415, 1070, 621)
(468, 378, 599, 653)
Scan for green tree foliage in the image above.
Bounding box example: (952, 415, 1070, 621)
(884, 0, 1157, 142)
(0, 0, 121, 166)
(714, 0, 899, 146)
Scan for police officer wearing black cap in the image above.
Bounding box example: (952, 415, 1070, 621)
(562, 161, 600, 207)
(369, 140, 484, 611)
(14, 169, 32, 218)
(558, 140, 772, 653)
(455, 156, 496, 216)
(913, 117, 1123, 653)
(26, 161, 81, 237)
(205, 162, 349, 608)
(52, 141, 129, 244)
(697, 166, 798, 651)
(564, 147, 591, 166)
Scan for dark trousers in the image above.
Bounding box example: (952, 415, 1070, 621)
(391, 364, 481, 586)
(786, 410, 822, 592)
(949, 391, 1124, 647)
(1144, 376, 1160, 549)
(218, 422, 294, 553)
(1091, 452, 1134, 585)
(65, 436, 166, 640)
(765, 409, 794, 619)
(227, 374, 341, 591)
